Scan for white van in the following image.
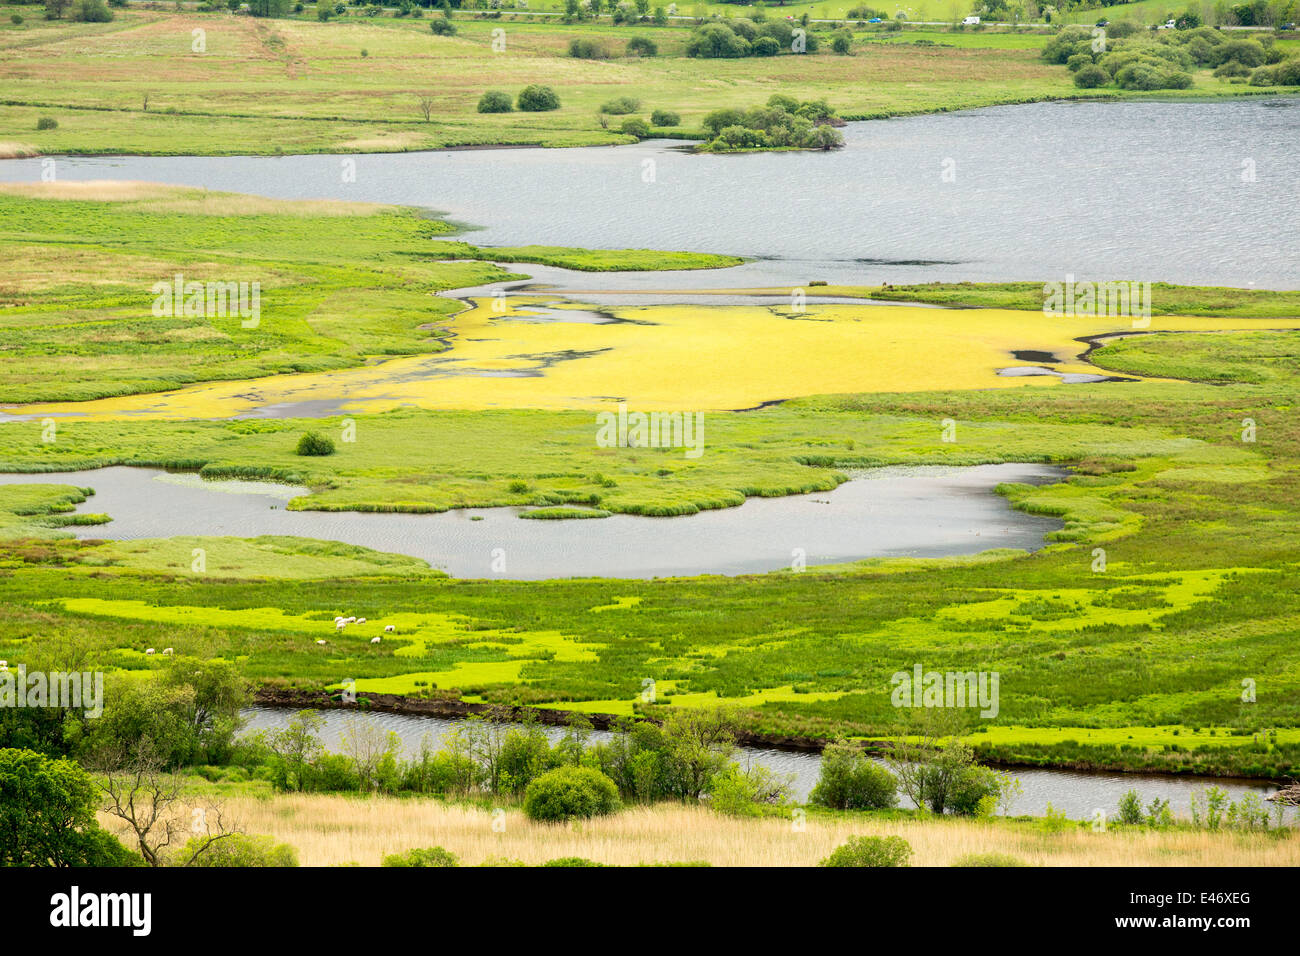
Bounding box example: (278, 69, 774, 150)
(963, 15, 980, 24)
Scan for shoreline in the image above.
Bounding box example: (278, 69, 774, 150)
(251, 687, 1284, 785)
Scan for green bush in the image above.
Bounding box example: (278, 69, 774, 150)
(430, 16, 455, 34)
(568, 37, 609, 58)
(620, 118, 650, 138)
(831, 29, 853, 55)
(1073, 64, 1109, 88)
(382, 845, 459, 867)
(752, 35, 780, 56)
(543, 856, 609, 866)
(11, 13, 23, 24)
(70, 0, 114, 21)
(951, 852, 1029, 867)
(295, 431, 335, 456)
(819, 835, 913, 867)
(177, 832, 299, 867)
(810, 742, 898, 810)
(626, 36, 657, 56)
(1117, 788, 1144, 825)
(650, 109, 680, 127)
(517, 84, 561, 112)
(686, 23, 750, 58)
(477, 90, 513, 113)
(36, 116, 58, 131)
(523, 766, 620, 822)
(600, 96, 641, 115)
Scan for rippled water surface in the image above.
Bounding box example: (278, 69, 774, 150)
(4, 99, 1297, 288)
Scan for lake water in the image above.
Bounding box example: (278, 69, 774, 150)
(4, 99, 1298, 288)
(239, 705, 1287, 820)
(0, 462, 1064, 579)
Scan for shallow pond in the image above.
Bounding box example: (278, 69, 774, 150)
(239, 705, 1287, 820)
(0, 462, 1063, 579)
(4, 99, 1298, 288)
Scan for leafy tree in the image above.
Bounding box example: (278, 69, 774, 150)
(686, 23, 751, 57)
(0, 748, 137, 867)
(626, 35, 658, 55)
(810, 741, 899, 810)
(650, 108, 680, 126)
(296, 431, 335, 456)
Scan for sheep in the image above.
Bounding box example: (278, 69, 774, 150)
(370, 636, 381, 645)
(315, 639, 327, 646)
(145, 648, 155, 655)
(333, 616, 345, 625)
(344, 617, 357, 624)
(163, 648, 174, 656)
(336, 620, 347, 630)
(384, 625, 396, 633)
(357, 618, 367, 624)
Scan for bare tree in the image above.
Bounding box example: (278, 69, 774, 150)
(881, 706, 970, 811)
(418, 95, 435, 122)
(95, 745, 237, 867)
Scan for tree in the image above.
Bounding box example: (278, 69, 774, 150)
(417, 95, 435, 122)
(44, 0, 71, 19)
(96, 746, 237, 867)
(0, 748, 137, 866)
(810, 741, 898, 809)
(523, 766, 620, 821)
(260, 709, 324, 792)
(477, 90, 513, 113)
(660, 707, 738, 799)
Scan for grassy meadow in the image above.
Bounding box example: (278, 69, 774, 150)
(0, 7, 1290, 158)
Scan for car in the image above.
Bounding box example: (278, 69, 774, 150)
(1282, 22, 1296, 30)
(1096, 19, 1108, 27)
(962, 15, 980, 24)
(868, 16, 882, 22)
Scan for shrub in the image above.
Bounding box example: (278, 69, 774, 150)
(831, 29, 853, 54)
(382, 845, 459, 867)
(70, 0, 113, 21)
(517, 84, 560, 112)
(1117, 789, 1144, 825)
(295, 432, 335, 456)
(477, 90, 513, 113)
(600, 96, 641, 114)
(650, 109, 679, 126)
(626, 36, 657, 56)
(568, 37, 609, 58)
(11, 13, 23, 23)
(523, 766, 620, 822)
(36, 116, 58, 131)
(951, 852, 1029, 867)
(810, 742, 899, 810)
(1066, 52, 1093, 72)
(686, 22, 750, 58)
(430, 16, 455, 34)
(317, 4, 331, 19)
(543, 856, 608, 866)
(620, 117, 650, 137)
(752, 35, 780, 56)
(819, 835, 913, 868)
(177, 833, 298, 867)
(1073, 64, 1109, 88)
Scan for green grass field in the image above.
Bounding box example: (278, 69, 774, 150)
(1, 7, 1289, 157)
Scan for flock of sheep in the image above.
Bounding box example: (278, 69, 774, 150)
(313, 616, 397, 647)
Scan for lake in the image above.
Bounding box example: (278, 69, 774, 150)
(0, 462, 1064, 579)
(3, 99, 1297, 288)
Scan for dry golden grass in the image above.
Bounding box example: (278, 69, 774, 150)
(111, 794, 1300, 868)
(0, 180, 391, 217)
(0, 142, 39, 159)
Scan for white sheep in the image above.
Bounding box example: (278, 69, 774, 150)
(345, 617, 357, 624)
(384, 625, 395, 633)
(315, 639, 327, 646)
(357, 617, 367, 624)
(336, 620, 347, 630)
(370, 636, 381, 644)
(333, 616, 345, 624)
(145, 648, 155, 655)
(163, 648, 174, 656)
